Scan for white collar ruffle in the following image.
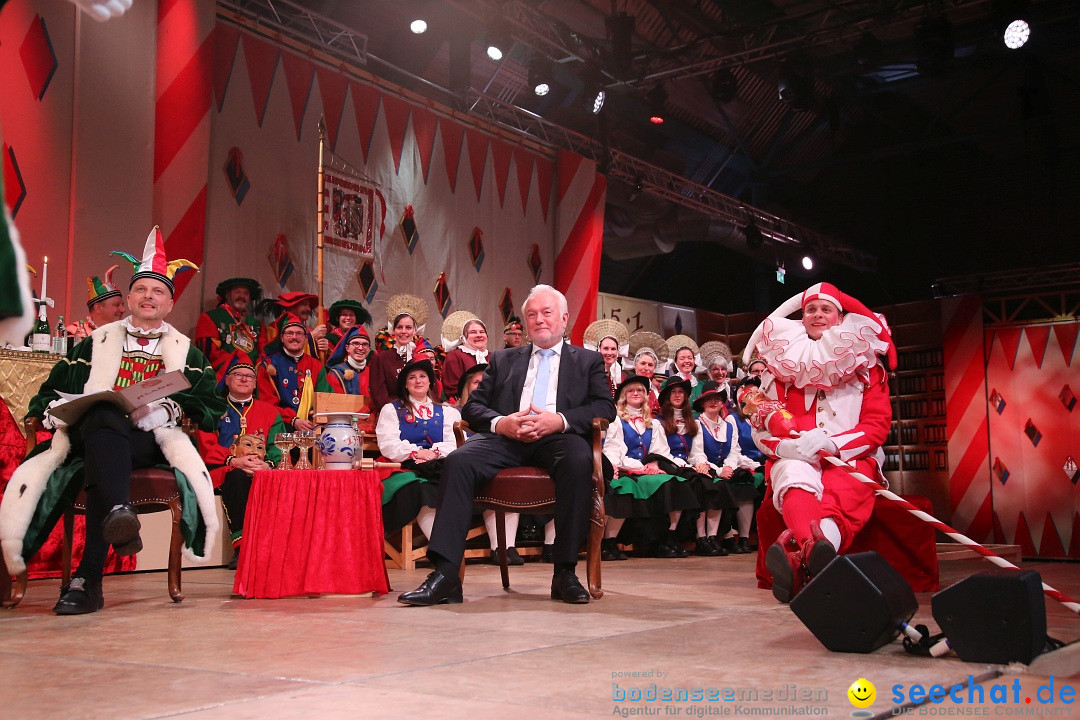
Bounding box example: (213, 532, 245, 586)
(758, 315, 889, 390)
(459, 345, 488, 362)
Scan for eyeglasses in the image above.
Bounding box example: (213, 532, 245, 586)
(230, 373, 256, 381)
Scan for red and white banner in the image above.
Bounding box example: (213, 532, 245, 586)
(553, 150, 606, 344)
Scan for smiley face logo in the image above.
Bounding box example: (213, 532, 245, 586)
(847, 678, 876, 709)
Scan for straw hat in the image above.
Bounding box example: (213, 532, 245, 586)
(628, 330, 669, 363)
(386, 293, 429, 330)
(441, 310, 479, 349)
(665, 334, 700, 359)
(583, 319, 629, 352)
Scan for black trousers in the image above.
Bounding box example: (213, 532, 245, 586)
(218, 468, 253, 545)
(427, 431, 593, 569)
(68, 403, 166, 581)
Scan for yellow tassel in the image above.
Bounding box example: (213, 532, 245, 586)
(344, 369, 355, 381)
(267, 364, 277, 377)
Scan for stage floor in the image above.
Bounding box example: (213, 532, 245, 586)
(2, 552, 1079, 719)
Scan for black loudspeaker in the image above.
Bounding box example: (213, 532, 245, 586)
(931, 569, 1047, 665)
(790, 551, 918, 653)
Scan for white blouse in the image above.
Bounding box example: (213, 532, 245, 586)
(375, 399, 461, 462)
(603, 413, 676, 470)
(688, 413, 742, 474)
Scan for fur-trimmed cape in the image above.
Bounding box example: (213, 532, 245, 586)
(0, 320, 226, 574)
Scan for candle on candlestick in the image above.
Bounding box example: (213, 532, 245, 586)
(41, 256, 47, 300)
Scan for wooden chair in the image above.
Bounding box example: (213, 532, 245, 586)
(3, 417, 196, 608)
(453, 418, 609, 599)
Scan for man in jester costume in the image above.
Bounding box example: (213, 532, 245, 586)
(196, 357, 285, 570)
(257, 313, 324, 432)
(69, 265, 128, 340)
(0, 226, 226, 615)
(193, 277, 263, 381)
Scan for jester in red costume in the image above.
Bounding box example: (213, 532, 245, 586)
(741, 282, 896, 604)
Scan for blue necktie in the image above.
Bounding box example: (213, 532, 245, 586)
(531, 348, 555, 412)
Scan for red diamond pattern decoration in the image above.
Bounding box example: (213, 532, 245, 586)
(20, 15, 58, 101)
(468, 227, 485, 272)
(1060, 385, 1076, 412)
(399, 205, 419, 254)
(527, 243, 542, 284)
(499, 287, 514, 324)
(357, 260, 377, 303)
(993, 457, 1010, 485)
(988, 389, 1006, 414)
(1023, 418, 1042, 447)
(1065, 457, 1079, 485)
(3, 144, 27, 218)
(432, 272, 451, 319)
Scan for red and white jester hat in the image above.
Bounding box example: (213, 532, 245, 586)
(741, 282, 897, 370)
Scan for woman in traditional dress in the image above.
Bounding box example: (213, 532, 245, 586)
(440, 313, 489, 405)
(375, 359, 460, 541)
(369, 294, 436, 410)
(583, 319, 629, 398)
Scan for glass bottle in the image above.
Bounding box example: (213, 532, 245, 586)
(52, 314, 67, 355)
(30, 303, 51, 353)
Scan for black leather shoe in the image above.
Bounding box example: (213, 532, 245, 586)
(601, 538, 623, 561)
(505, 547, 525, 566)
(540, 544, 554, 563)
(228, 545, 241, 571)
(103, 503, 141, 555)
(550, 572, 590, 604)
(398, 570, 463, 606)
(736, 537, 752, 554)
(694, 537, 721, 556)
(53, 577, 103, 615)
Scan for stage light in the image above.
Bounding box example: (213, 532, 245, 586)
(915, 15, 954, 77)
(627, 177, 644, 203)
(778, 62, 813, 110)
(485, 24, 510, 62)
(647, 85, 667, 124)
(528, 58, 552, 96)
(1003, 19, 1030, 49)
(802, 255, 814, 271)
(410, 18, 428, 35)
(711, 69, 738, 104)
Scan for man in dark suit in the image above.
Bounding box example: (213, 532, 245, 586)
(399, 285, 617, 605)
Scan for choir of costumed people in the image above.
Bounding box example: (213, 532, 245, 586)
(602, 375, 698, 560)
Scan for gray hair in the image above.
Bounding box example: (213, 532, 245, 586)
(634, 348, 659, 365)
(522, 284, 569, 317)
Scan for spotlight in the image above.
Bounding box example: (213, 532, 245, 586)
(744, 219, 764, 249)
(993, 0, 1032, 49)
(1003, 19, 1030, 49)
(410, 18, 428, 35)
(801, 255, 814, 271)
(711, 68, 738, 104)
(528, 57, 552, 96)
(606, 12, 636, 77)
(647, 85, 667, 124)
(778, 62, 813, 110)
(627, 177, 644, 203)
(915, 15, 954, 77)
(484, 24, 511, 62)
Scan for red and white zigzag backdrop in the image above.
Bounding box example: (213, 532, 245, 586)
(946, 296, 1080, 558)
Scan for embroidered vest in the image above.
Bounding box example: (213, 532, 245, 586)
(701, 419, 733, 465)
(393, 401, 444, 448)
(620, 418, 652, 461)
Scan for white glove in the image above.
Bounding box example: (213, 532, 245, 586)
(131, 398, 180, 432)
(42, 399, 69, 430)
(776, 439, 817, 464)
(69, 0, 133, 22)
(796, 428, 837, 457)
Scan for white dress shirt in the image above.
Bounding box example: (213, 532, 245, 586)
(375, 398, 461, 462)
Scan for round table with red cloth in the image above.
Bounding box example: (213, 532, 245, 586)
(233, 469, 391, 599)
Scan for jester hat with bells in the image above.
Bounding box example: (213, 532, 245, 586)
(113, 226, 199, 295)
(741, 281, 897, 390)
